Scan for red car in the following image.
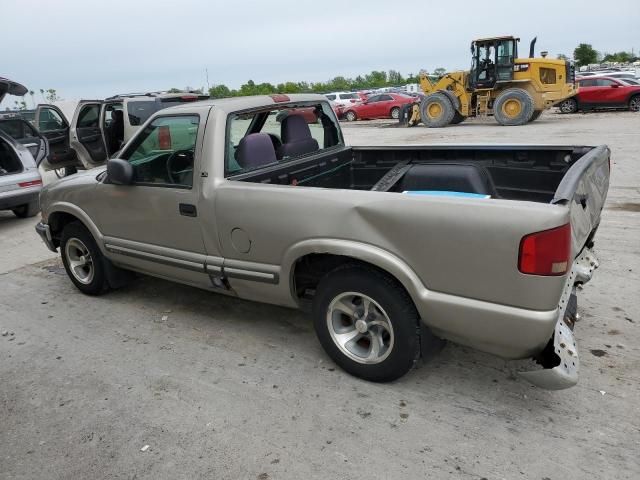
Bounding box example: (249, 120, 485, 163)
(343, 93, 415, 121)
(559, 76, 640, 113)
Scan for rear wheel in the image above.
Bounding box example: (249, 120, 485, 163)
(420, 92, 455, 127)
(390, 107, 400, 119)
(559, 97, 578, 114)
(60, 222, 109, 295)
(345, 111, 357, 122)
(529, 110, 543, 122)
(493, 88, 535, 125)
(629, 95, 640, 112)
(12, 201, 39, 218)
(312, 265, 420, 382)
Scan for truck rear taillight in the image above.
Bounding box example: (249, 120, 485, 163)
(18, 180, 43, 188)
(158, 126, 171, 150)
(518, 223, 571, 276)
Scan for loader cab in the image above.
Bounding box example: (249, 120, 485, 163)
(469, 36, 519, 89)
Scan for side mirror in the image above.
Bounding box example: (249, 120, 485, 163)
(106, 158, 133, 185)
(611, 84, 620, 88)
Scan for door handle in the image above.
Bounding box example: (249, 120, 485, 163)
(179, 203, 197, 217)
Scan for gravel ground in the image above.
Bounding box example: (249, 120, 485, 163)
(1, 110, 639, 480)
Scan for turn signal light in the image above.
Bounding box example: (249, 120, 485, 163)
(518, 224, 571, 276)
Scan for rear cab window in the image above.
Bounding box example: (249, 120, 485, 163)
(225, 101, 344, 177)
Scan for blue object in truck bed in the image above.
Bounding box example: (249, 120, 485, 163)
(403, 190, 491, 199)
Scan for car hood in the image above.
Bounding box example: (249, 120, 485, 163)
(0, 78, 28, 104)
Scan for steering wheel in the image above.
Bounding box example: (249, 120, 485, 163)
(166, 149, 194, 184)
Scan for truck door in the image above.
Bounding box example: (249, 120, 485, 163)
(70, 101, 107, 166)
(35, 104, 76, 166)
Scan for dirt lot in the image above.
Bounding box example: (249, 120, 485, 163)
(1, 111, 639, 480)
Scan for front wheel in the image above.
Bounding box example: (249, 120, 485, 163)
(559, 98, 578, 114)
(390, 107, 400, 119)
(345, 111, 357, 122)
(493, 88, 535, 125)
(629, 95, 640, 112)
(60, 222, 109, 295)
(312, 265, 420, 382)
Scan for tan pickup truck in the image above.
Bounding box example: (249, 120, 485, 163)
(35, 94, 609, 389)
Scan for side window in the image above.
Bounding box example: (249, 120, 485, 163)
(38, 108, 66, 132)
(326, 94, 336, 101)
(367, 95, 382, 103)
(120, 115, 199, 188)
(76, 104, 100, 128)
(127, 101, 159, 126)
(579, 79, 596, 87)
(379, 94, 393, 101)
(225, 102, 343, 176)
(596, 79, 615, 87)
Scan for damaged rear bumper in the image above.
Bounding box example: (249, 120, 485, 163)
(519, 248, 599, 390)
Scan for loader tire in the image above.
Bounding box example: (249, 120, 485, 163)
(528, 110, 543, 122)
(493, 88, 535, 126)
(420, 93, 455, 128)
(450, 111, 466, 124)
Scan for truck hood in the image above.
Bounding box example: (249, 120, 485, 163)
(0, 78, 28, 104)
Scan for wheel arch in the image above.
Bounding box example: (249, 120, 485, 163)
(47, 202, 104, 252)
(285, 239, 427, 312)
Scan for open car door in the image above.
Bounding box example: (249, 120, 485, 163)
(70, 100, 107, 167)
(35, 104, 77, 168)
(0, 117, 49, 165)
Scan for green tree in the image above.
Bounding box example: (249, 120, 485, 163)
(602, 51, 636, 63)
(209, 84, 232, 98)
(573, 44, 599, 67)
(432, 67, 447, 77)
(168, 88, 182, 93)
(39, 88, 61, 103)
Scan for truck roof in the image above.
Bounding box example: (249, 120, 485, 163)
(165, 93, 328, 114)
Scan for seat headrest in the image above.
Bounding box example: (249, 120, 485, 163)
(281, 114, 313, 143)
(236, 133, 277, 170)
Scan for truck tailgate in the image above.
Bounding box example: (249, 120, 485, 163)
(552, 145, 610, 255)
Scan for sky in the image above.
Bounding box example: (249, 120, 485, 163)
(2, 0, 639, 108)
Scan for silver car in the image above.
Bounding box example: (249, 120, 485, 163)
(0, 79, 45, 218)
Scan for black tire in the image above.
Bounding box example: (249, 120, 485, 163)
(312, 265, 421, 382)
(345, 110, 357, 122)
(450, 111, 466, 124)
(558, 97, 578, 114)
(12, 200, 39, 218)
(60, 221, 109, 295)
(390, 106, 400, 119)
(420, 92, 455, 127)
(529, 110, 543, 122)
(493, 88, 535, 126)
(629, 95, 640, 112)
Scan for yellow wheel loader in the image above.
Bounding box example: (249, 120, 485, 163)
(406, 36, 577, 127)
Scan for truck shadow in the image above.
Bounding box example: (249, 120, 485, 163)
(101, 272, 556, 407)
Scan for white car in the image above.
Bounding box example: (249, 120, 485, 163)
(324, 92, 361, 106)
